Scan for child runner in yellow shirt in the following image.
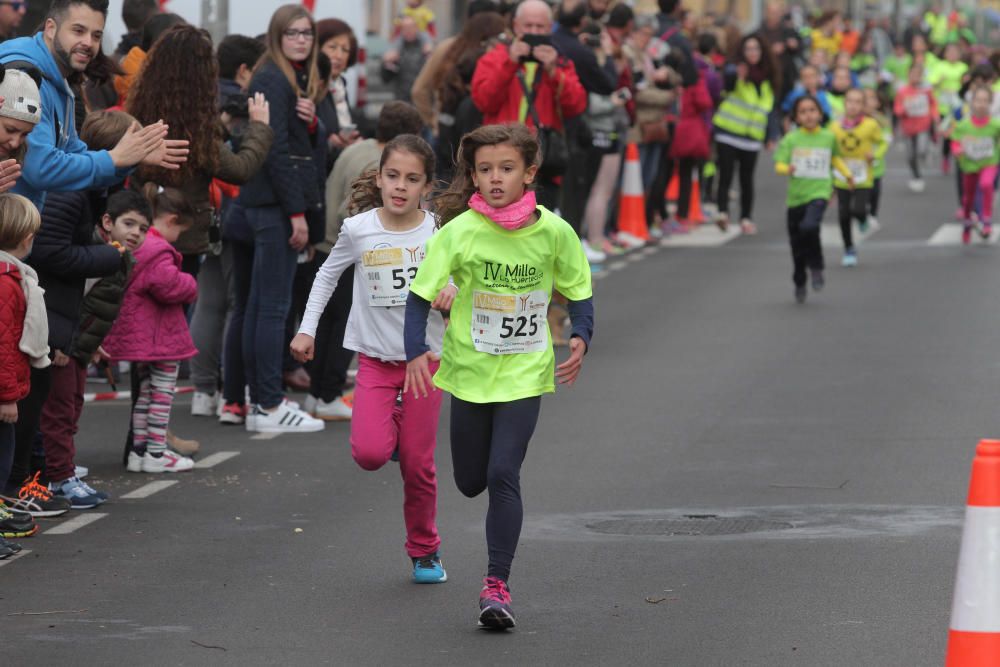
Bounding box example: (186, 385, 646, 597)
(404, 124, 593, 630)
(830, 88, 887, 267)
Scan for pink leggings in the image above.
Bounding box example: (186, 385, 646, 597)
(351, 354, 443, 558)
(962, 165, 999, 223)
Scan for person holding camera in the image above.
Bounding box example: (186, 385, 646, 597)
(471, 0, 587, 210)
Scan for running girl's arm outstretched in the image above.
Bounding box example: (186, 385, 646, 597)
(403, 291, 437, 398)
(290, 229, 357, 363)
(555, 298, 594, 386)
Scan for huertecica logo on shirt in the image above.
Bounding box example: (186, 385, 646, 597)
(482, 261, 544, 290)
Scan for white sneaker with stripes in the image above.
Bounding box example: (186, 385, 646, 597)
(253, 399, 324, 434)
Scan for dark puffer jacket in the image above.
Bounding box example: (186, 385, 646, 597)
(29, 188, 124, 352)
(238, 59, 327, 243)
(0, 263, 29, 403)
(70, 229, 134, 366)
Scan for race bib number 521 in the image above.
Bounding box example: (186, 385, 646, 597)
(471, 290, 549, 355)
(791, 147, 832, 180)
(361, 245, 424, 307)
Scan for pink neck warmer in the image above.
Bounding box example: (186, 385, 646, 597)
(972, 115, 990, 128)
(469, 191, 537, 231)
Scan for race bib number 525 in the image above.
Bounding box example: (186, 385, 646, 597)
(471, 289, 549, 355)
(361, 245, 424, 307)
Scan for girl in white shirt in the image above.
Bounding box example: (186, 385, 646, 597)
(291, 134, 453, 584)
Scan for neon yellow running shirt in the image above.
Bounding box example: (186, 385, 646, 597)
(410, 206, 593, 404)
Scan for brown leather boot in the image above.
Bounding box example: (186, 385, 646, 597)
(166, 430, 200, 457)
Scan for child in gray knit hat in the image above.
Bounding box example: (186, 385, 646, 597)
(0, 65, 41, 193)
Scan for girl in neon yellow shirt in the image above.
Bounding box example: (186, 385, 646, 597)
(830, 88, 887, 267)
(404, 124, 593, 630)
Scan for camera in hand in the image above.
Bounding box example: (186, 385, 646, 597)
(520, 33, 552, 62)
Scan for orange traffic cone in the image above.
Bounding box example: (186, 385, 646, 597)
(946, 439, 1000, 666)
(687, 173, 705, 224)
(617, 142, 649, 247)
(666, 167, 679, 201)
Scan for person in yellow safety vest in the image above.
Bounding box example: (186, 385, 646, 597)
(712, 33, 778, 235)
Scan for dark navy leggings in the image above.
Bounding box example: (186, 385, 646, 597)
(450, 396, 541, 582)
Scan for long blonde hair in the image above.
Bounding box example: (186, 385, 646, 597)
(256, 4, 324, 103)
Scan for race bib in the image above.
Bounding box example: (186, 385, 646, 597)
(962, 136, 995, 162)
(361, 245, 425, 307)
(471, 290, 549, 355)
(904, 94, 929, 117)
(835, 158, 869, 184)
(791, 147, 832, 180)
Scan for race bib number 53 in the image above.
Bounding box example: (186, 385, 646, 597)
(361, 245, 424, 307)
(471, 290, 549, 355)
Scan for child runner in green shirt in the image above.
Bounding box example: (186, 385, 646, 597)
(775, 95, 853, 304)
(404, 124, 594, 630)
(950, 86, 1000, 244)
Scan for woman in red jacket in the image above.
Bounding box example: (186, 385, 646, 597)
(667, 71, 713, 227)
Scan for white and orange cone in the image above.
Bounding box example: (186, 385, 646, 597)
(617, 142, 649, 248)
(946, 439, 1000, 666)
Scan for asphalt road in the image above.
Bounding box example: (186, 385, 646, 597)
(3, 147, 992, 665)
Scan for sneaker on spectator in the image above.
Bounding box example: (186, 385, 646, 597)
(0, 503, 36, 539)
(0, 534, 22, 559)
(0, 472, 71, 517)
(126, 450, 144, 473)
(166, 430, 200, 457)
(302, 394, 318, 415)
(141, 451, 195, 473)
(314, 396, 352, 421)
(50, 477, 106, 509)
(219, 402, 247, 425)
(74, 465, 89, 479)
(191, 391, 219, 417)
(581, 239, 607, 264)
(245, 405, 260, 432)
(254, 399, 325, 433)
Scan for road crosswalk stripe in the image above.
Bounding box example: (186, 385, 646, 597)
(194, 451, 241, 469)
(121, 481, 178, 499)
(44, 513, 108, 535)
(0, 549, 31, 567)
(927, 223, 998, 246)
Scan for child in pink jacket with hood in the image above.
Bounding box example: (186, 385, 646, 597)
(102, 185, 197, 474)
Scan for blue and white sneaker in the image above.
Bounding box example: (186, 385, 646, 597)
(50, 477, 106, 509)
(77, 477, 109, 502)
(412, 553, 447, 584)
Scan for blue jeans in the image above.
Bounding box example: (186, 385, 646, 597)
(242, 206, 298, 410)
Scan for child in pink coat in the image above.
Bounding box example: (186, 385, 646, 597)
(102, 186, 197, 474)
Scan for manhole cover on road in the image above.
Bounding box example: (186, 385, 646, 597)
(586, 515, 794, 537)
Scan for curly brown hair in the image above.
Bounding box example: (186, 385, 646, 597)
(125, 24, 221, 186)
(433, 124, 539, 226)
(348, 134, 435, 215)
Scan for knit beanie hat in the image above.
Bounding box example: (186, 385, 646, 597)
(0, 67, 42, 126)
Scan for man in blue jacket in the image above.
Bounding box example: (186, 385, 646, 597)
(0, 0, 188, 210)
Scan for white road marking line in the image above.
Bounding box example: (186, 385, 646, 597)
(194, 451, 241, 469)
(626, 252, 645, 262)
(927, 223, 997, 246)
(608, 260, 628, 271)
(640, 245, 659, 256)
(820, 221, 878, 247)
(44, 513, 108, 535)
(120, 481, 178, 499)
(660, 225, 740, 247)
(0, 549, 31, 567)
(250, 432, 280, 441)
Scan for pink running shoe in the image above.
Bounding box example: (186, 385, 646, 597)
(478, 576, 515, 629)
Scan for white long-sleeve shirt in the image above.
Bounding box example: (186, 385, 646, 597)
(299, 208, 445, 361)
